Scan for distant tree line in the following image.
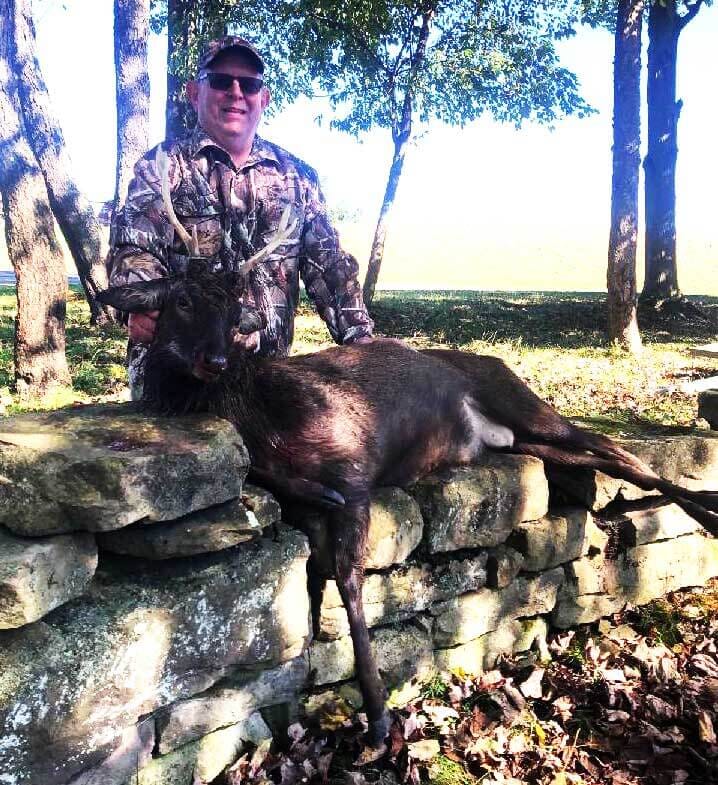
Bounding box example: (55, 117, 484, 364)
(0, 0, 710, 395)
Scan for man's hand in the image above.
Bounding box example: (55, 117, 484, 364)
(128, 311, 160, 343)
(352, 336, 374, 345)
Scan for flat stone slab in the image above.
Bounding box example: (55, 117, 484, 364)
(434, 617, 548, 675)
(509, 508, 606, 572)
(616, 503, 699, 547)
(411, 454, 549, 553)
(0, 404, 249, 536)
(97, 484, 281, 559)
(0, 527, 97, 629)
(309, 620, 435, 689)
(430, 568, 564, 647)
(318, 553, 488, 639)
(553, 533, 718, 627)
(155, 656, 308, 754)
(365, 487, 424, 570)
(548, 433, 718, 511)
(0, 527, 310, 785)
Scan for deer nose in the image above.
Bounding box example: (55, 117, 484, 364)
(203, 353, 228, 373)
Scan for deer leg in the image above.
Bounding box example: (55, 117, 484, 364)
(330, 498, 390, 749)
(511, 440, 718, 535)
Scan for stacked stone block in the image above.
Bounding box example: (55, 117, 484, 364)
(1, 404, 717, 785)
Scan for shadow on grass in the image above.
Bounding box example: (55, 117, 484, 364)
(370, 291, 718, 349)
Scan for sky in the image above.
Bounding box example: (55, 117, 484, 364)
(26, 0, 718, 293)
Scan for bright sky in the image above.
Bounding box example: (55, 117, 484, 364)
(31, 0, 718, 293)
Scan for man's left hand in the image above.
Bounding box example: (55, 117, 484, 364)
(352, 336, 374, 345)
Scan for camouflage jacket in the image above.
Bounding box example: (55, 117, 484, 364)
(107, 128, 373, 357)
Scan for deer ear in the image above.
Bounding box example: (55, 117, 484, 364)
(236, 305, 266, 335)
(96, 280, 170, 313)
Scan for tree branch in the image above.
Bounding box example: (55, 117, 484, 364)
(677, 0, 705, 32)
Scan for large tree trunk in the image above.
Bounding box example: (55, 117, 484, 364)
(641, 0, 681, 304)
(12, 0, 113, 324)
(607, 0, 644, 353)
(113, 0, 151, 212)
(0, 0, 70, 396)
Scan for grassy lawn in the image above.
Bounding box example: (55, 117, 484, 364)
(2, 285, 718, 431)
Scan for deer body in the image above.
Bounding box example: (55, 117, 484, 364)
(99, 264, 718, 753)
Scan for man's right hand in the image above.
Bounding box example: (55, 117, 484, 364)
(128, 311, 160, 343)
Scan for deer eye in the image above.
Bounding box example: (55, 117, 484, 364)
(176, 294, 193, 312)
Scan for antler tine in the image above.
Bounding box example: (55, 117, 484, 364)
(238, 205, 298, 278)
(155, 147, 200, 257)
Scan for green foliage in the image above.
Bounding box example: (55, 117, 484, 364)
(420, 671, 450, 701)
(633, 600, 683, 647)
(427, 755, 477, 785)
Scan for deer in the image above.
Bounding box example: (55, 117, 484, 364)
(98, 149, 718, 757)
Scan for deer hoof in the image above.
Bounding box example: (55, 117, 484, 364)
(366, 711, 391, 746)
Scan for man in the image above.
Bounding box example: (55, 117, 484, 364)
(107, 36, 373, 397)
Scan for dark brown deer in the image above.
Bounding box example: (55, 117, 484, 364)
(98, 261, 718, 755)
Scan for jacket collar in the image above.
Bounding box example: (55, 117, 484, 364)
(187, 127, 279, 170)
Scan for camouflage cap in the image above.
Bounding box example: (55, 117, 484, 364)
(197, 36, 265, 74)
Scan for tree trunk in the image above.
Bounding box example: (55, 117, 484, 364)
(362, 8, 434, 306)
(607, 0, 644, 353)
(0, 0, 70, 396)
(641, 0, 681, 304)
(362, 132, 410, 306)
(11, 0, 113, 324)
(113, 0, 151, 213)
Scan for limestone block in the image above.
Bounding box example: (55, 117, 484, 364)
(434, 617, 549, 675)
(509, 508, 606, 572)
(130, 712, 271, 785)
(486, 544, 524, 589)
(616, 503, 699, 547)
(553, 533, 718, 628)
(411, 454, 548, 553)
(68, 719, 155, 785)
(309, 620, 435, 688)
(0, 527, 310, 785)
(318, 553, 488, 638)
(156, 656, 309, 753)
(0, 404, 249, 535)
(0, 527, 97, 629)
(97, 485, 281, 559)
(698, 390, 718, 429)
(366, 487, 423, 570)
(431, 569, 564, 647)
(548, 433, 718, 511)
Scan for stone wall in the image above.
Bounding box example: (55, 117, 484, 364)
(2, 404, 718, 785)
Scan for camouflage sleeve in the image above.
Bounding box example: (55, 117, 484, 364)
(106, 145, 177, 287)
(299, 178, 374, 345)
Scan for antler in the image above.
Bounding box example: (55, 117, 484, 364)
(155, 147, 200, 257)
(238, 205, 298, 278)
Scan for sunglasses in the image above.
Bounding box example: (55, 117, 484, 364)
(199, 72, 264, 95)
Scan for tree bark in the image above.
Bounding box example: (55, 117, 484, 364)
(607, 0, 643, 353)
(11, 0, 113, 324)
(0, 0, 70, 395)
(641, 0, 681, 303)
(114, 0, 151, 214)
(362, 8, 434, 306)
(362, 132, 410, 306)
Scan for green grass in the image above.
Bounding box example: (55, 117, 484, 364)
(2, 286, 718, 427)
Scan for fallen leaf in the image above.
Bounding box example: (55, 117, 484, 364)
(407, 738, 440, 761)
(698, 710, 717, 743)
(519, 668, 545, 699)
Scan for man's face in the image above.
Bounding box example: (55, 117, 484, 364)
(186, 51, 270, 155)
